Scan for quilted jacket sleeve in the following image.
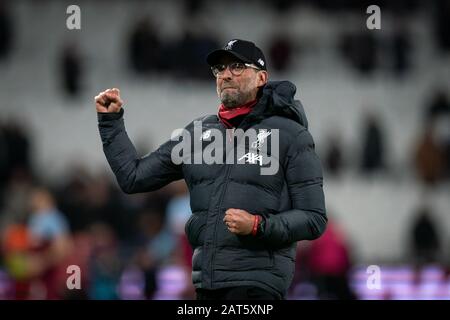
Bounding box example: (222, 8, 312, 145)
(98, 109, 183, 194)
(259, 129, 327, 247)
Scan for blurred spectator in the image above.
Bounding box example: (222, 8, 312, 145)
(166, 181, 193, 268)
(390, 22, 412, 77)
(267, 0, 296, 13)
(290, 240, 314, 298)
(59, 42, 83, 98)
(59, 231, 92, 299)
(324, 133, 344, 177)
(5, 121, 31, 174)
(166, 181, 191, 236)
(55, 165, 92, 233)
(84, 173, 134, 241)
(28, 187, 70, 248)
(409, 206, 442, 265)
(296, 218, 356, 300)
(128, 16, 163, 75)
(0, 1, 13, 61)
(0, 119, 32, 191)
(134, 247, 158, 299)
(433, 0, 450, 52)
(268, 34, 294, 72)
(340, 32, 378, 75)
(137, 209, 176, 265)
(183, 0, 205, 16)
(56, 169, 136, 240)
(172, 31, 219, 80)
(126, 208, 179, 299)
(425, 90, 450, 178)
(1, 187, 72, 299)
(26, 187, 72, 299)
(360, 113, 385, 174)
(87, 223, 121, 300)
(0, 120, 7, 191)
(1, 222, 32, 299)
(0, 168, 34, 231)
(414, 123, 446, 185)
(426, 90, 450, 121)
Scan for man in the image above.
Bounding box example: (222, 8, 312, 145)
(27, 187, 72, 299)
(95, 39, 327, 300)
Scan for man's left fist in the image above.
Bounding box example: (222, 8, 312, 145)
(223, 208, 255, 235)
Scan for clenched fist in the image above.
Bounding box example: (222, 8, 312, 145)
(223, 208, 255, 235)
(95, 88, 123, 113)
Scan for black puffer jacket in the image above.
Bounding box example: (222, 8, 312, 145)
(98, 81, 327, 298)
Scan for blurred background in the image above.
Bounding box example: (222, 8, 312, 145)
(0, 0, 449, 300)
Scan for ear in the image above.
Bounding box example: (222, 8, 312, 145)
(256, 71, 268, 87)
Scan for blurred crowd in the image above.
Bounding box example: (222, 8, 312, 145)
(0, 153, 196, 299)
(2, 1, 450, 96)
(0, 0, 449, 300)
(323, 88, 450, 186)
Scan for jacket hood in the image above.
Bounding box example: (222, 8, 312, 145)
(259, 80, 308, 129)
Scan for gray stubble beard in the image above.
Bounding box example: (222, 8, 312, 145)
(220, 90, 253, 108)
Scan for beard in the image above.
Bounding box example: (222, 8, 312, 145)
(220, 88, 254, 108)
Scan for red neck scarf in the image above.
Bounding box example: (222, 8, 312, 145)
(218, 99, 258, 128)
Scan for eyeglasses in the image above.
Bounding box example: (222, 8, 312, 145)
(211, 62, 260, 77)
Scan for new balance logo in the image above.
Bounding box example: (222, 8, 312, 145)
(200, 130, 211, 141)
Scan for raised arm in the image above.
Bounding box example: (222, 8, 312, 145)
(95, 88, 183, 194)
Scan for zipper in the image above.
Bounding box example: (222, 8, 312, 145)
(209, 117, 252, 286)
(209, 164, 232, 286)
(209, 121, 235, 287)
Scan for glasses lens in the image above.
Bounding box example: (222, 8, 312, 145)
(230, 62, 245, 75)
(212, 64, 226, 77)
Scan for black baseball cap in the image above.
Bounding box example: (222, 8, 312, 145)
(206, 39, 267, 71)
